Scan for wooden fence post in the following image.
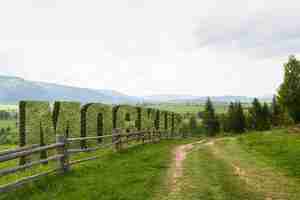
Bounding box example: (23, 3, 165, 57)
(113, 129, 122, 152)
(56, 135, 70, 173)
(142, 132, 145, 144)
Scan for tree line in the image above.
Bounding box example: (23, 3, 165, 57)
(187, 55, 299, 136)
(0, 110, 17, 120)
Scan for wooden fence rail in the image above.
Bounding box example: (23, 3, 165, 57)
(0, 129, 170, 193)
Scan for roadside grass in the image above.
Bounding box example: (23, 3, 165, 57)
(0, 139, 197, 200)
(161, 129, 300, 200)
(237, 128, 300, 178)
(159, 141, 264, 200)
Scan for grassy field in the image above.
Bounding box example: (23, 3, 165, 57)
(149, 103, 229, 114)
(2, 127, 300, 199)
(0, 119, 18, 144)
(0, 105, 17, 111)
(0, 120, 17, 129)
(0, 139, 197, 200)
(237, 128, 300, 178)
(160, 129, 300, 200)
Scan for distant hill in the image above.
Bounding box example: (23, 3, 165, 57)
(0, 75, 142, 104)
(0, 75, 273, 105)
(144, 94, 273, 104)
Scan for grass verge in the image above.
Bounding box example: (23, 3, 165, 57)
(0, 139, 195, 200)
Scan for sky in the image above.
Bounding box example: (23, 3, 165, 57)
(0, 0, 299, 97)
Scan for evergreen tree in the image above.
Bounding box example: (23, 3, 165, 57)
(271, 95, 282, 127)
(189, 115, 197, 134)
(236, 102, 246, 133)
(226, 102, 246, 133)
(219, 113, 229, 132)
(249, 98, 263, 130)
(227, 102, 235, 132)
(278, 55, 300, 122)
(249, 98, 271, 131)
(202, 97, 220, 136)
(261, 103, 271, 130)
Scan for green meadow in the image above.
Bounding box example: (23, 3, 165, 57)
(149, 103, 229, 114)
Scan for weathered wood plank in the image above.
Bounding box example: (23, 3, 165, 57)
(0, 145, 39, 157)
(0, 143, 63, 163)
(67, 134, 118, 142)
(69, 156, 101, 166)
(0, 155, 62, 177)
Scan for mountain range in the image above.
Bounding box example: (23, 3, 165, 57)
(0, 75, 142, 104)
(0, 75, 273, 104)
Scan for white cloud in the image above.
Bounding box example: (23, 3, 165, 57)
(0, 0, 296, 97)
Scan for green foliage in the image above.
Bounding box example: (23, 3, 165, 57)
(0, 110, 16, 120)
(262, 103, 271, 130)
(248, 98, 271, 131)
(167, 112, 173, 132)
(278, 55, 300, 122)
(19, 100, 81, 151)
(173, 113, 183, 135)
(189, 115, 197, 132)
(202, 98, 220, 136)
(225, 102, 246, 134)
(270, 95, 285, 127)
(53, 101, 81, 138)
(114, 105, 139, 131)
(19, 101, 55, 146)
(138, 108, 158, 131)
(154, 110, 160, 130)
(81, 103, 113, 147)
(0, 124, 17, 145)
(149, 103, 228, 114)
(159, 110, 167, 131)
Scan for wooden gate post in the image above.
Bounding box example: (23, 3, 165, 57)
(56, 135, 70, 173)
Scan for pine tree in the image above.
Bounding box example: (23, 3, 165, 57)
(262, 103, 271, 130)
(271, 95, 282, 127)
(226, 102, 246, 133)
(236, 102, 246, 133)
(227, 102, 235, 132)
(249, 98, 263, 130)
(249, 98, 271, 131)
(202, 97, 220, 136)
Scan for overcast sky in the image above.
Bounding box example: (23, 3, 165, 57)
(0, 0, 299, 97)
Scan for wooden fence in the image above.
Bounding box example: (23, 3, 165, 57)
(0, 129, 171, 193)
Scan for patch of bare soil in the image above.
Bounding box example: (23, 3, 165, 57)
(170, 143, 194, 192)
(168, 140, 206, 193)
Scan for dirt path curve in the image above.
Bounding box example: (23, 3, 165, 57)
(169, 140, 206, 193)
